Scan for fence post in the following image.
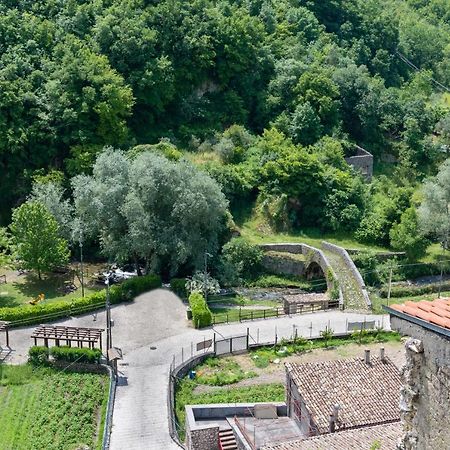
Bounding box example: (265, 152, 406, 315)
(264, 309, 266, 320)
(251, 311, 253, 321)
(246, 328, 249, 350)
(227, 313, 229, 324)
(275, 326, 277, 346)
(213, 333, 216, 354)
(230, 337, 233, 354)
(203, 336, 206, 353)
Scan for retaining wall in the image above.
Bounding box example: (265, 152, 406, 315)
(259, 243, 343, 307)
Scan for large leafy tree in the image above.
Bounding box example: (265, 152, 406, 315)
(73, 148, 228, 275)
(10, 201, 70, 279)
(418, 159, 450, 250)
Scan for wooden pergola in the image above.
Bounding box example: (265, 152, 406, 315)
(31, 325, 104, 349)
(0, 321, 10, 348)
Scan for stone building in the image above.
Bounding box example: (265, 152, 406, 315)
(345, 145, 373, 181)
(285, 354, 402, 437)
(387, 298, 450, 450)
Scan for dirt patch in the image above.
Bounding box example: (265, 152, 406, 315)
(193, 340, 405, 394)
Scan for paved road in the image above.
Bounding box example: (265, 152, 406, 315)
(7, 289, 389, 450)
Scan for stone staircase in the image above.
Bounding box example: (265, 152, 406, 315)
(219, 427, 238, 450)
(321, 242, 370, 312)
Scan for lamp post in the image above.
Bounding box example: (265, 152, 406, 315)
(79, 229, 85, 298)
(203, 251, 212, 302)
(105, 270, 113, 360)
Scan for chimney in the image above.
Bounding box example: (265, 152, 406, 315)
(329, 404, 340, 432)
(380, 347, 385, 362)
(329, 414, 335, 432)
(365, 349, 371, 365)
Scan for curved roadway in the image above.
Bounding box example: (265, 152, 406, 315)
(8, 289, 389, 450)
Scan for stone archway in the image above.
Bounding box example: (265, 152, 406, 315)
(304, 261, 325, 281)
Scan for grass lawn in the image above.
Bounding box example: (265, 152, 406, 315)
(0, 364, 109, 450)
(0, 265, 103, 309)
(237, 213, 389, 252)
(175, 382, 284, 440)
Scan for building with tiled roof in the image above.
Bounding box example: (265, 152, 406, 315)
(388, 297, 450, 332)
(386, 298, 450, 450)
(285, 351, 402, 436)
(262, 422, 401, 450)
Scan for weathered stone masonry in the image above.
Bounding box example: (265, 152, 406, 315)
(390, 317, 450, 450)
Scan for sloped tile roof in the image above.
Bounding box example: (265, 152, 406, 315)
(286, 355, 401, 434)
(262, 422, 401, 450)
(390, 298, 450, 330)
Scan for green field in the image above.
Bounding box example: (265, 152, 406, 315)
(0, 267, 102, 309)
(0, 365, 109, 450)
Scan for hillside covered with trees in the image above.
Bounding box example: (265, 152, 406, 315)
(1, 0, 450, 276)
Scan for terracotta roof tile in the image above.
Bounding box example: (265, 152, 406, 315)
(262, 422, 402, 450)
(285, 355, 401, 434)
(390, 298, 450, 330)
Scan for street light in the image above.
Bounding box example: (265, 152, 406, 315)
(105, 270, 113, 360)
(203, 251, 212, 302)
(79, 228, 85, 298)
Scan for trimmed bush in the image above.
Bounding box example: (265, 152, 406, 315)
(28, 346, 50, 365)
(50, 346, 102, 364)
(170, 278, 187, 298)
(189, 291, 212, 328)
(0, 274, 162, 326)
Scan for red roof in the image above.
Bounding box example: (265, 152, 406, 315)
(390, 298, 450, 330)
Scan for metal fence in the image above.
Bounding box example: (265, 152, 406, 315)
(212, 300, 339, 326)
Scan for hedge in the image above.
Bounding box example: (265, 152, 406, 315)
(170, 278, 187, 298)
(0, 274, 161, 326)
(50, 346, 102, 364)
(379, 281, 450, 298)
(189, 291, 212, 328)
(28, 346, 50, 365)
(28, 346, 102, 365)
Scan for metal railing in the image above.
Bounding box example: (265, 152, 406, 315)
(212, 300, 339, 325)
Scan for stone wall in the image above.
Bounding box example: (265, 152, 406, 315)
(259, 243, 342, 301)
(345, 145, 373, 181)
(321, 241, 371, 308)
(390, 317, 450, 450)
(261, 253, 305, 277)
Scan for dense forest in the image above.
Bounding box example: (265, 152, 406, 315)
(1, 0, 450, 274)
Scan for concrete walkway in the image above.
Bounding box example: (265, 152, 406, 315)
(7, 289, 389, 450)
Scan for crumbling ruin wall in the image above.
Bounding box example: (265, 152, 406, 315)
(391, 317, 450, 450)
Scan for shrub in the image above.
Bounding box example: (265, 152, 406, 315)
(0, 274, 162, 326)
(50, 346, 102, 364)
(28, 346, 50, 365)
(189, 291, 212, 328)
(220, 238, 263, 284)
(170, 278, 187, 298)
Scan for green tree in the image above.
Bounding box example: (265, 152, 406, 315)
(418, 159, 450, 249)
(390, 207, 428, 260)
(73, 148, 228, 275)
(30, 181, 73, 242)
(10, 202, 70, 279)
